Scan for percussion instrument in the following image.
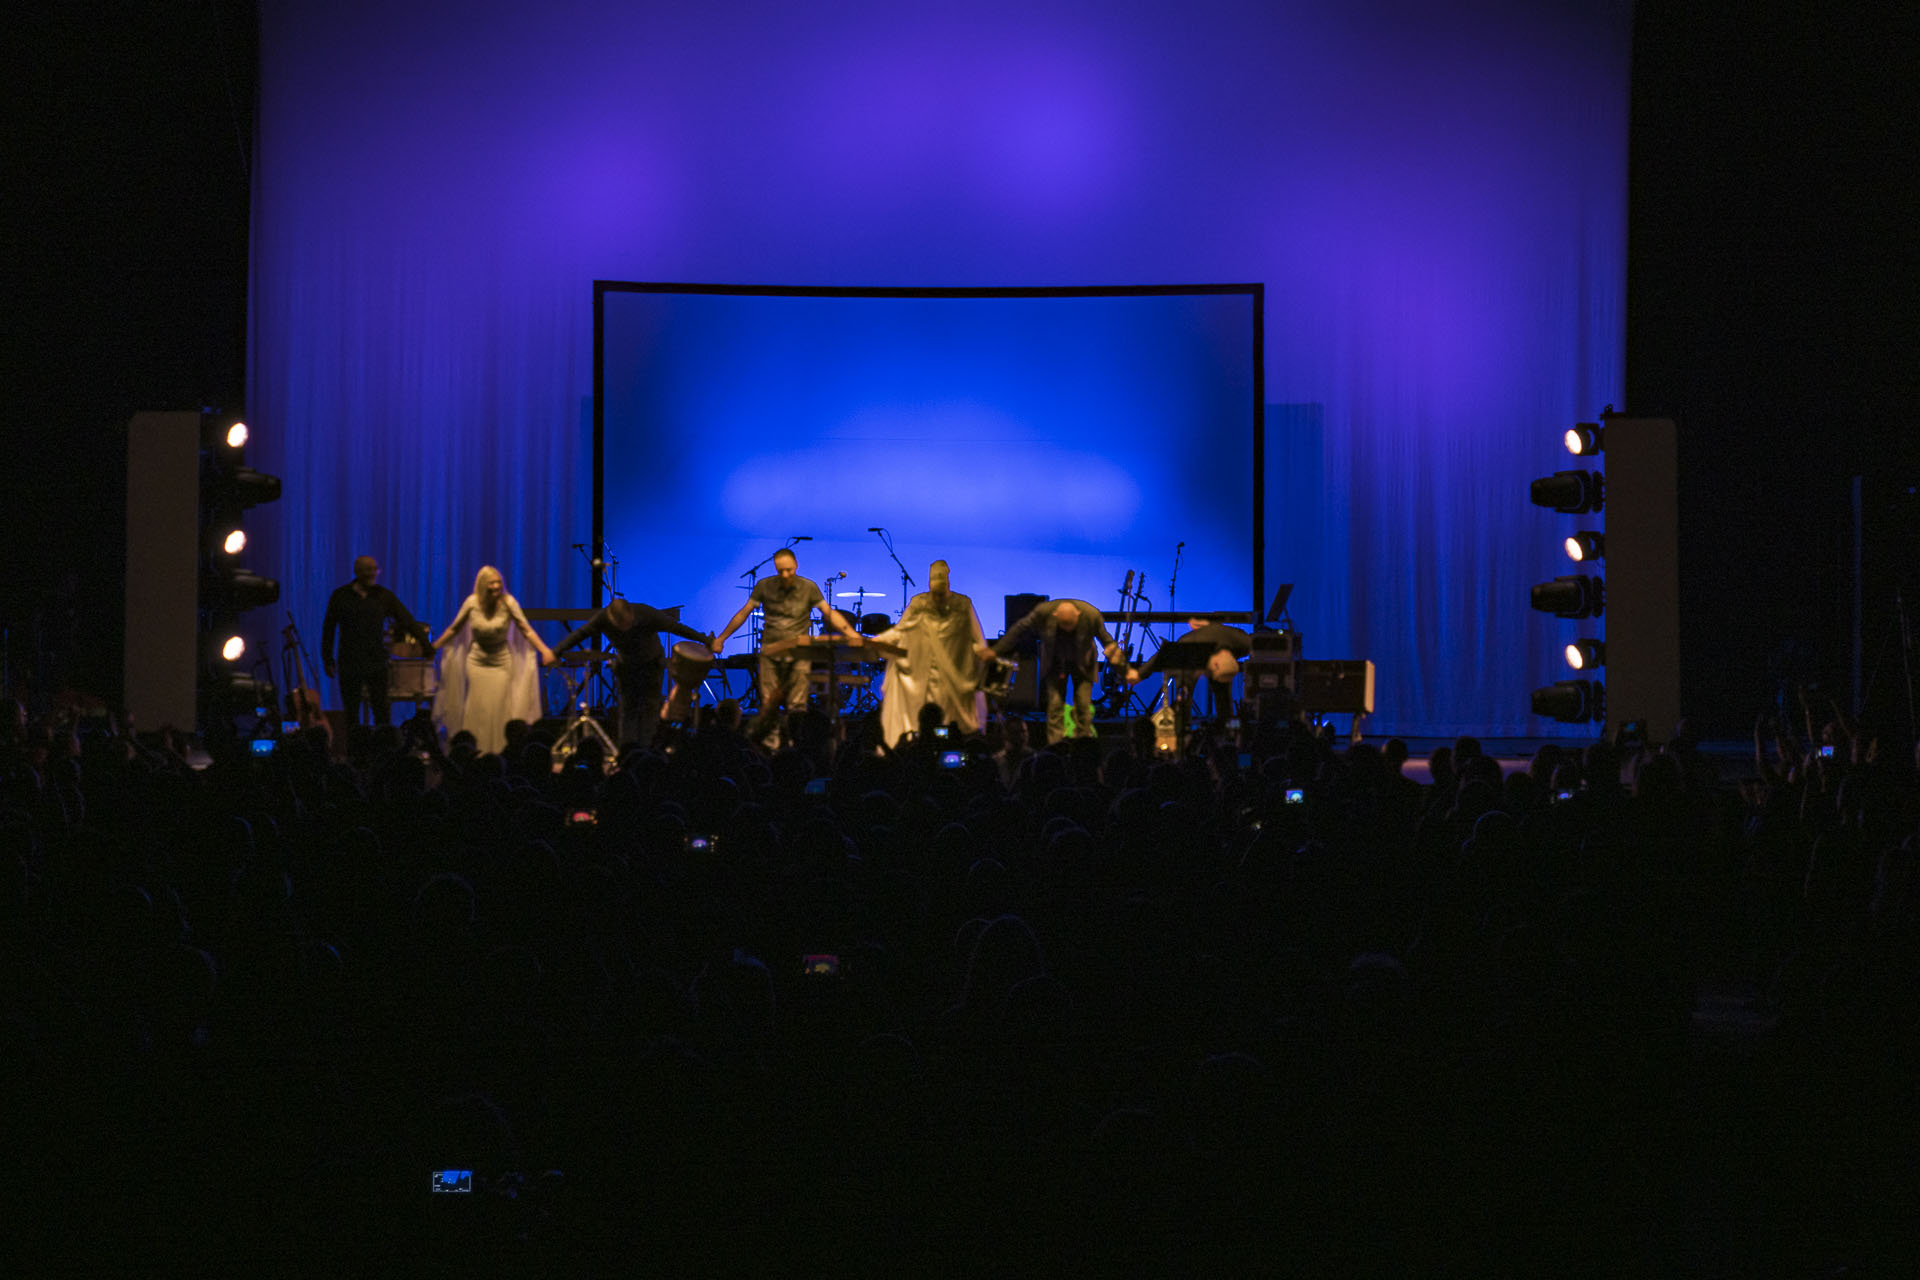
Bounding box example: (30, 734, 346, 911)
(665, 640, 715, 720)
(857, 612, 893, 637)
(388, 658, 437, 698)
(980, 656, 1019, 697)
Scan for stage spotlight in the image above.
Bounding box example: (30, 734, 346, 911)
(204, 567, 280, 610)
(1565, 639, 1605, 671)
(221, 634, 246, 662)
(1532, 679, 1604, 723)
(1564, 422, 1604, 456)
(226, 421, 248, 450)
(1530, 470, 1604, 514)
(1564, 531, 1604, 563)
(222, 529, 247, 555)
(205, 466, 281, 511)
(1530, 574, 1603, 619)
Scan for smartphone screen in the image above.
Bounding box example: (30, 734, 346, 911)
(939, 750, 964, 769)
(430, 1170, 473, 1193)
(802, 954, 840, 977)
(804, 777, 828, 795)
(249, 738, 276, 757)
(1284, 787, 1305, 805)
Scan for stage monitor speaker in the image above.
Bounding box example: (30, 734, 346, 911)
(1296, 659, 1375, 715)
(999, 657, 1042, 712)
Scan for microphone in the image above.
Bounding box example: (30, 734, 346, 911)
(792, 535, 813, 541)
(571, 543, 585, 550)
(1122, 569, 1134, 594)
(1176, 541, 1185, 548)
(867, 527, 883, 533)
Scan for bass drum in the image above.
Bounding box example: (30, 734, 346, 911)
(857, 612, 894, 637)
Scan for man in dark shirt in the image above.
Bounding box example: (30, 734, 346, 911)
(548, 597, 713, 749)
(320, 556, 432, 727)
(992, 598, 1121, 744)
(1127, 617, 1251, 724)
(713, 548, 862, 743)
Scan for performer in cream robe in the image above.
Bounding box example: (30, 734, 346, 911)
(875, 560, 993, 747)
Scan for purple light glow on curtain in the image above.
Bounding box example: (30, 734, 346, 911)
(249, 0, 1631, 735)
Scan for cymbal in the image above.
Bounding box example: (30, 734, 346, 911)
(835, 590, 886, 598)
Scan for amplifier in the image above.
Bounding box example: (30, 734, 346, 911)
(1003, 593, 1049, 646)
(1249, 630, 1300, 660)
(1295, 659, 1375, 715)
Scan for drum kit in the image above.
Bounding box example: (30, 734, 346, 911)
(835, 589, 891, 712)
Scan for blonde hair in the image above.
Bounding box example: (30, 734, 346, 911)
(474, 565, 506, 609)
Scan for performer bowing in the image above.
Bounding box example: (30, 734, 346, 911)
(1127, 617, 1251, 724)
(992, 598, 1120, 745)
(546, 597, 714, 750)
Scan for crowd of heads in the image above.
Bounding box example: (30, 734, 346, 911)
(4, 691, 1917, 1269)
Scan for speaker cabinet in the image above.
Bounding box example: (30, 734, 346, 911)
(1296, 659, 1375, 715)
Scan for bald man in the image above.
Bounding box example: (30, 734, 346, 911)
(1127, 618, 1251, 725)
(992, 598, 1120, 744)
(321, 555, 432, 726)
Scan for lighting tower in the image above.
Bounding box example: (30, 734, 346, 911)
(1528, 410, 1679, 739)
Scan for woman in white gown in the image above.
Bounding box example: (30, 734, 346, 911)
(431, 565, 554, 753)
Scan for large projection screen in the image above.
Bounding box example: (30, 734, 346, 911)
(596, 284, 1262, 651)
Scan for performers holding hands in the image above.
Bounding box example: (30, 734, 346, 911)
(872, 559, 994, 746)
(548, 597, 713, 750)
(993, 598, 1121, 745)
(321, 555, 433, 727)
(432, 566, 554, 754)
(1126, 617, 1251, 724)
(712, 547, 862, 741)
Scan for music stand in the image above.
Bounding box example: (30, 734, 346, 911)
(1263, 582, 1295, 631)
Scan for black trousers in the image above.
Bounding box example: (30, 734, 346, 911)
(338, 661, 390, 727)
(617, 662, 663, 749)
(1173, 673, 1237, 723)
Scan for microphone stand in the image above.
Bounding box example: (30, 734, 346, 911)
(572, 541, 617, 605)
(1168, 543, 1184, 622)
(869, 528, 916, 619)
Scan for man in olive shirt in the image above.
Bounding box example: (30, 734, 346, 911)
(321, 555, 432, 727)
(713, 548, 862, 741)
(548, 597, 713, 749)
